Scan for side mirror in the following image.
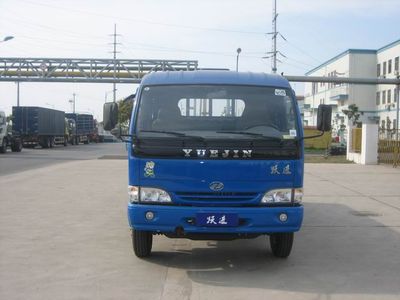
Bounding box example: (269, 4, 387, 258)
(103, 102, 118, 131)
(317, 104, 332, 132)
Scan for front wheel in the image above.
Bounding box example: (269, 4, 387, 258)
(269, 233, 294, 258)
(0, 138, 7, 153)
(132, 229, 153, 258)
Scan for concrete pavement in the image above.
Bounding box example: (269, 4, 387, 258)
(0, 150, 400, 299)
(0, 143, 127, 176)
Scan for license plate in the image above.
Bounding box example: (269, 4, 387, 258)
(196, 213, 238, 227)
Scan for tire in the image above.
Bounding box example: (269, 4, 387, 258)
(132, 229, 153, 258)
(11, 139, 22, 152)
(269, 233, 294, 258)
(0, 138, 7, 153)
(41, 137, 50, 149)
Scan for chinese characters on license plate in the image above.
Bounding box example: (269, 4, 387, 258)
(196, 213, 238, 227)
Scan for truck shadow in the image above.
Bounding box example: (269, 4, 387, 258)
(146, 202, 400, 296)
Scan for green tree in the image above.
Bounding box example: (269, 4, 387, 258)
(342, 104, 361, 127)
(117, 99, 133, 126)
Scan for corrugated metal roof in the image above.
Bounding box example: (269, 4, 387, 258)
(305, 49, 376, 75)
(305, 39, 400, 75)
(377, 39, 400, 53)
(140, 70, 291, 88)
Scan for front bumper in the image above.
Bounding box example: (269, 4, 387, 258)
(128, 204, 303, 234)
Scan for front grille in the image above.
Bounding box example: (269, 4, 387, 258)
(174, 191, 259, 204)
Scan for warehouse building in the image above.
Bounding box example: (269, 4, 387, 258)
(303, 39, 400, 140)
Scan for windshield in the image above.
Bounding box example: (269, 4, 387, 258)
(135, 85, 298, 140)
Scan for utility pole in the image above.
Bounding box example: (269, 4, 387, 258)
(110, 24, 121, 103)
(69, 93, 76, 113)
(264, 0, 285, 73)
(73, 93, 76, 113)
(271, 0, 277, 73)
(16, 82, 20, 106)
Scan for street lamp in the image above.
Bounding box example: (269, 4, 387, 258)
(0, 36, 14, 43)
(236, 48, 242, 72)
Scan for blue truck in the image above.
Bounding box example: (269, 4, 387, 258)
(103, 71, 331, 258)
(65, 113, 94, 144)
(13, 106, 68, 148)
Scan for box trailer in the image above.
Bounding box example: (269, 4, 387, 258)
(65, 113, 94, 144)
(12, 106, 68, 148)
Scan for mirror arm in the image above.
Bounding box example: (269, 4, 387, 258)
(302, 130, 325, 140)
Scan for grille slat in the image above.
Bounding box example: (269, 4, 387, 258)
(174, 191, 260, 204)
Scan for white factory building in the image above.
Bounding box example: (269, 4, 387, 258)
(303, 39, 400, 139)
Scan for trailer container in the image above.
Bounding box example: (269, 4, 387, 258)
(65, 113, 94, 144)
(12, 106, 68, 148)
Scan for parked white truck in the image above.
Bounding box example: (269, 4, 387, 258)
(0, 111, 22, 153)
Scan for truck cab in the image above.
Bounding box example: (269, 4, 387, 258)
(104, 71, 331, 258)
(0, 111, 22, 153)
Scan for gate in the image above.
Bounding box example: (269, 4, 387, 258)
(378, 129, 400, 167)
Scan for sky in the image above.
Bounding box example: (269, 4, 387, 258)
(0, 0, 399, 120)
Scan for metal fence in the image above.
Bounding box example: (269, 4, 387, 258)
(378, 129, 400, 166)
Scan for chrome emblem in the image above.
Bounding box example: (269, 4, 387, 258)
(209, 181, 224, 191)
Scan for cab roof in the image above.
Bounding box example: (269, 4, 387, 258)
(140, 70, 291, 88)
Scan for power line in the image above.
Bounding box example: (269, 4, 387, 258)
(122, 42, 263, 59)
(17, 0, 266, 35)
(0, 11, 106, 41)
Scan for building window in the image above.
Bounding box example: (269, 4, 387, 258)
(382, 90, 386, 104)
(381, 120, 385, 129)
(393, 119, 397, 130)
(376, 91, 380, 105)
(395, 87, 398, 103)
(387, 89, 391, 103)
(383, 61, 387, 75)
(377, 64, 381, 77)
(388, 59, 392, 74)
(395, 57, 399, 72)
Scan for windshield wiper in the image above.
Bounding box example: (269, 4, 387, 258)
(139, 130, 205, 142)
(216, 131, 283, 142)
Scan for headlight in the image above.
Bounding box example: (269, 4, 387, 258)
(128, 186, 172, 204)
(261, 188, 303, 204)
(140, 187, 171, 203)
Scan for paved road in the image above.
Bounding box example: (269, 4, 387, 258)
(0, 143, 127, 176)
(1, 146, 400, 299)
